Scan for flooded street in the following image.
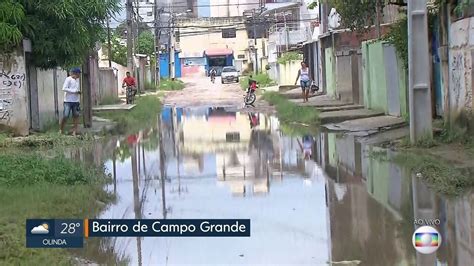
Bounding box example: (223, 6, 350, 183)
(75, 105, 474, 266)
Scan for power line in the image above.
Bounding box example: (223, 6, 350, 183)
(127, 2, 262, 9)
(109, 17, 319, 30)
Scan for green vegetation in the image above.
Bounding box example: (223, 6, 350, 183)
(280, 123, 319, 136)
(262, 92, 320, 125)
(383, 16, 408, 70)
(371, 120, 474, 196)
(158, 79, 185, 91)
(313, 0, 386, 33)
(0, 0, 120, 68)
(277, 51, 303, 65)
(0, 132, 96, 148)
(395, 152, 473, 196)
(373, 150, 474, 196)
(98, 95, 162, 134)
(398, 120, 474, 150)
(106, 29, 155, 67)
(240, 73, 276, 89)
(0, 153, 114, 264)
(136, 30, 154, 55)
(145, 81, 157, 91)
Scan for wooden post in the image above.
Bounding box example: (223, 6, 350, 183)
(82, 56, 92, 128)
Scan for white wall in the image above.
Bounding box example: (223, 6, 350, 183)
(448, 17, 474, 116)
(278, 60, 301, 86)
(36, 68, 66, 128)
(99, 59, 128, 95)
(0, 49, 29, 135)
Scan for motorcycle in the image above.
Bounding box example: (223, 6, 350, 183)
(244, 83, 257, 105)
(123, 85, 135, 104)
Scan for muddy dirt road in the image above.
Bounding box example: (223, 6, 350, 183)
(164, 76, 274, 113)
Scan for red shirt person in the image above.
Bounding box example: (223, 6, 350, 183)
(122, 71, 136, 88)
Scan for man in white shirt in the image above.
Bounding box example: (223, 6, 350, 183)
(60, 68, 81, 135)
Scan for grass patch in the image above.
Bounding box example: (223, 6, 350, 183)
(99, 95, 121, 105)
(240, 73, 276, 89)
(159, 78, 185, 91)
(369, 148, 474, 196)
(382, 120, 474, 196)
(280, 123, 319, 136)
(97, 95, 162, 134)
(262, 92, 319, 125)
(399, 120, 474, 149)
(0, 132, 96, 148)
(145, 81, 157, 91)
(0, 152, 116, 264)
(393, 152, 474, 196)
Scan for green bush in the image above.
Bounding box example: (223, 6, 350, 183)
(0, 153, 116, 264)
(262, 92, 319, 125)
(145, 81, 158, 91)
(240, 73, 276, 89)
(277, 51, 303, 65)
(0, 153, 107, 186)
(159, 79, 185, 91)
(98, 95, 162, 134)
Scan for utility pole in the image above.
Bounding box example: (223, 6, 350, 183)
(106, 15, 112, 67)
(253, 17, 258, 74)
(133, 0, 140, 94)
(82, 55, 93, 128)
(171, 16, 176, 80)
(375, 0, 382, 38)
(168, 13, 175, 80)
(284, 14, 289, 51)
(408, 0, 432, 143)
(126, 0, 133, 71)
(154, 2, 161, 87)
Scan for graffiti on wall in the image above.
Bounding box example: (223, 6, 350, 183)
(450, 52, 464, 110)
(0, 66, 26, 124)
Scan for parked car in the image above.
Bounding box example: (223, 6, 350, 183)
(221, 66, 239, 84)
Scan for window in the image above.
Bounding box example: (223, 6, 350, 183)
(222, 67, 237, 72)
(237, 54, 245, 59)
(222, 28, 236, 38)
(226, 132, 240, 142)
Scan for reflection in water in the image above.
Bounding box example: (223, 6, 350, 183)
(73, 107, 474, 265)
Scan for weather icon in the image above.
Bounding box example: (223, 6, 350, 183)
(31, 223, 49, 234)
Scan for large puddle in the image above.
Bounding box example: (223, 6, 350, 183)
(70, 106, 473, 265)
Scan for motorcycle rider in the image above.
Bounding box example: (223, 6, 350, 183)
(247, 75, 257, 93)
(122, 71, 136, 96)
(209, 67, 217, 82)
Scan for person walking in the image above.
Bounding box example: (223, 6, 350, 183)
(60, 68, 81, 136)
(295, 62, 311, 103)
(297, 135, 314, 160)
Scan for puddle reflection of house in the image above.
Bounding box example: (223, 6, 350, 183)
(183, 106, 209, 118)
(444, 193, 474, 265)
(280, 136, 306, 173)
(319, 132, 415, 265)
(161, 106, 183, 126)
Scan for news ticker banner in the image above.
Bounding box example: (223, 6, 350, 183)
(26, 219, 251, 248)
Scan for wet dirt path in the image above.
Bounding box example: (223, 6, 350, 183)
(164, 76, 275, 113)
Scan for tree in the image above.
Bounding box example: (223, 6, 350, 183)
(136, 30, 154, 56)
(106, 30, 154, 67)
(0, 0, 121, 68)
(109, 33, 127, 66)
(310, 0, 385, 33)
(0, 1, 24, 51)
